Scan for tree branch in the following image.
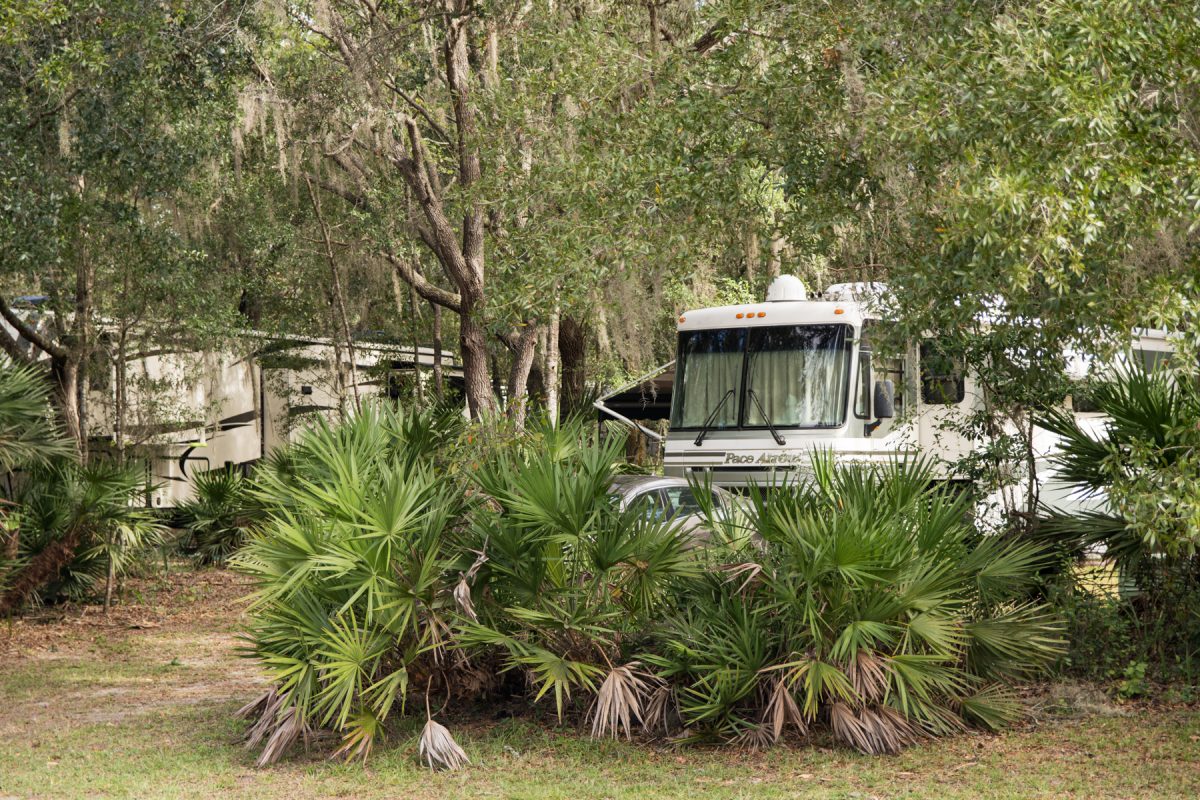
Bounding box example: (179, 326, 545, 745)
(383, 248, 462, 314)
(0, 297, 67, 359)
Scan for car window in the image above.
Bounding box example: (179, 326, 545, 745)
(661, 486, 704, 517)
(627, 489, 668, 521)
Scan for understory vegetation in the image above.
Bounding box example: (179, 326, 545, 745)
(233, 405, 1066, 765)
(1035, 367, 1200, 690)
(0, 364, 165, 614)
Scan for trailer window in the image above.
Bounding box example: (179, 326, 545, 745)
(920, 342, 965, 404)
(671, 328, 746, 429)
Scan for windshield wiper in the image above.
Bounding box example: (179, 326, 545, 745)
(748, 389, 787, 446)
(693, 389, 735, 446)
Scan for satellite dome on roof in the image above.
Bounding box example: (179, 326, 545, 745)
(765, 275, 806, 302)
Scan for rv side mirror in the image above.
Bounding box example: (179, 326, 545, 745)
(873, 379, 895, 419)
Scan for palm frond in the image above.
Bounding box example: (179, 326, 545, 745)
(418, 719, 469, 770)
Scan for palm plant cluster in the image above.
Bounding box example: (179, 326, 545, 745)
(0, 364, 164, 614)
(649, 459, 1064, 752)
(236, 404, 1066, 767)
(1037, 366, 1200, 567)
(177, 467, 261, 566)
(1035, 365, 1200, 678)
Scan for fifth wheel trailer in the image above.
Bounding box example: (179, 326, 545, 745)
(80, 334, 462, 509)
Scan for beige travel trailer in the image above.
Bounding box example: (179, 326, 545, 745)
(597, 276, 1174, 518)
(80, 334, 462, 508)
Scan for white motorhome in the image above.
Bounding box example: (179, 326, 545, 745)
(598, 276, 1173, 509)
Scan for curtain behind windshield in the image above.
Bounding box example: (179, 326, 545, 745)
(745, 325, 850, 427)
(672, 328, 745, 428)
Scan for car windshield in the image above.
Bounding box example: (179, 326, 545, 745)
(671, 324, 852, 429)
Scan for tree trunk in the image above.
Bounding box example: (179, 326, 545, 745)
(545, 301, 560, 427)
(559, 316, 587, 418)
(430, 302, 444, 399)
(0, 529, 81, 615)
(459, 298, 494, 419)
(114, 329, 128, 466)
(51, 356, 84, 454)
(506, 324, 539, 430)
(103, 542, 115, 615)
(768, 234, 786, 279)
(306, 177, 360, 411)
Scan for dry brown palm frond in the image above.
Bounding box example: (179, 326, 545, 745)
(830, 702, 919, 755)
(719, 561, 764, 594)
(256, 705, 310, 767)
(590, 662, 650, 740)
(733, 723, 775, 750)
(641, 683, 678, 736)
(463, 544, 488, 581)
(421, 608, 453, 665)
(453, 575, 478, 622)
(418, 718, 470, 770)
(237, 688, 312, 766)
(829, 701, 874, 754)
(762, 676, 807, 743)
(846, 650, 889, 703)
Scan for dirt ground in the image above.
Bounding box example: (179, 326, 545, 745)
(0, 568, 267, 735)
(2, 567, 1198, 800)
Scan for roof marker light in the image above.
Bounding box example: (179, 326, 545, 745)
(678, 316, 686, 323)
(735, 312, 744, 319)
(757, 312, 766, 318)
(834, 308, 845, 315)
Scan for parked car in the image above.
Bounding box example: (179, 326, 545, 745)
(608, 475, 736, 537)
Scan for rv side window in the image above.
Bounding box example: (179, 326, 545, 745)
(1135, 348, 1172, 373)
(920, 342, 965, 405)
(854, 349, 872, 419)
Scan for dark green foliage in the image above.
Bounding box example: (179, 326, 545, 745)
(1036, 365, 1200, 688)
(0, 365, 161, 609)
(0, 363, 72, 474)
(238, 410, 1066, 764)
(178, 468, 260, 566)
(10, 459, 164, 603)
(1051, 566, 1200, 687)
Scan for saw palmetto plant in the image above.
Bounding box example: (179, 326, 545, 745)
(0, 363, 72, 476)
(455, 421, 698, 729)
(7, 460, 164, 609)
(1036, 365, 1200, 568)
(178, 467, 261, 566)
(234, 405, 473, 765)
(646, 456, 1065, 753)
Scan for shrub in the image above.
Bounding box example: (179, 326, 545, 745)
(455, 421, 698, 728)
(1036, 364, 1200, 686)
(236, 410, 1066, 765)
(6, 460, 165, 608)
(234, 405, 472, 764)
(178, 467, 259, 566)
(647, 457, 1065, 752)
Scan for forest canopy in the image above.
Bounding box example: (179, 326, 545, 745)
(1, 0, 1197, 427)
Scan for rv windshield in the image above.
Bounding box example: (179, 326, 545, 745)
(671, 324, 852, 430)
(671, 328, 746, 429)
(744, 325, 850, 428)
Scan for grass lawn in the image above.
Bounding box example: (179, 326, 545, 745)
(1, 570, 1197, 800)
